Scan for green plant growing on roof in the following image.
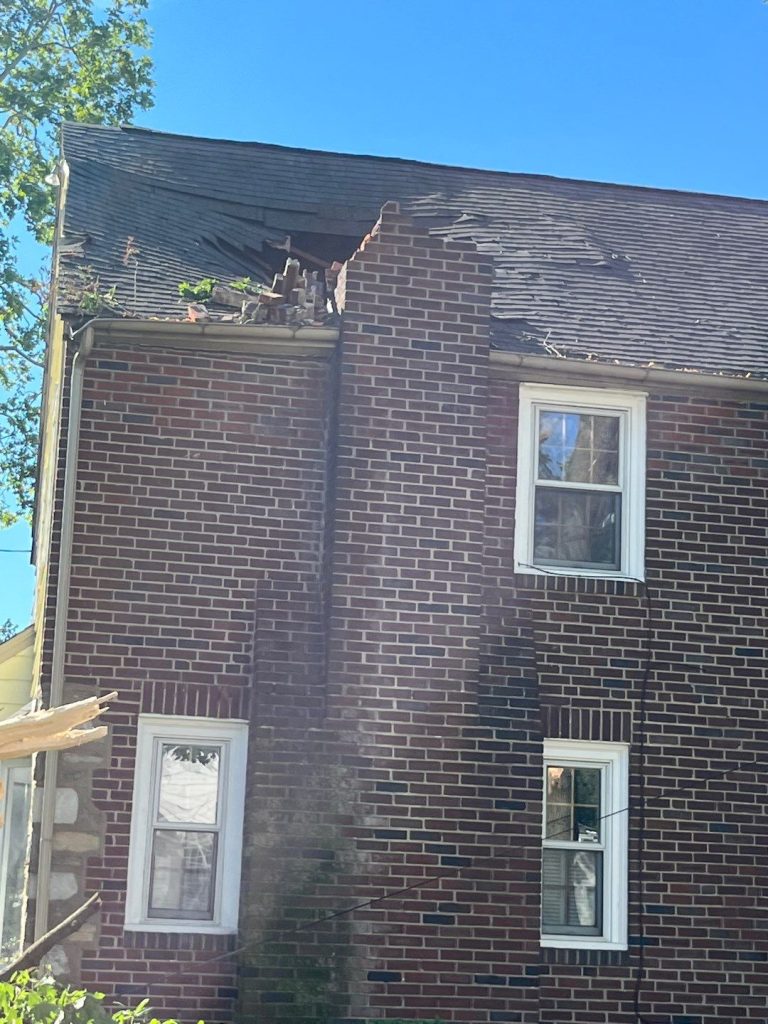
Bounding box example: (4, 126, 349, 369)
(228, 276, 254, 292)
(177, 278, 217, 302)
(77, 281, 119, 315)
(178, 276, 267, 302)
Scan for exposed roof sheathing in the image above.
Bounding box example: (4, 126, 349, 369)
(59, 123, 768, 378)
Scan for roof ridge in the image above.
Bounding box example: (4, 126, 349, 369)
(60, 121, 768, 209)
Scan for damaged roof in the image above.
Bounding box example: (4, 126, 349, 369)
(59, 123, 768, 378)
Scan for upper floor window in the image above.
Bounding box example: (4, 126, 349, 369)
(542, 739, 628, 950)
(515, 384, 646, 580)
(125, 715, 248, 934)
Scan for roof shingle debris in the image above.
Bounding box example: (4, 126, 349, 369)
(58, 123, 768, 379)
(184, 257, 336, 327)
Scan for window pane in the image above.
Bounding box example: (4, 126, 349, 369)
(533, 489, 621, 569)
(547, 765, 572, 803)
(545, 766, 572, 840)
(574, 767, 600, 805)
(574, 805, 600, 840)
(542, 849, 602, 934)
(148, 829, 217, 919)
(158, 744, 221, 825)
(538, 411, 620, 485)
(546, 766, 601, 842)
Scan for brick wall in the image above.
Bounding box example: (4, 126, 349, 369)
(39, 206, 768, 1023)
(40, 345, 333, 1021)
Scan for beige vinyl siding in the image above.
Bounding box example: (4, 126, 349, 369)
(0, 628, 35, 721)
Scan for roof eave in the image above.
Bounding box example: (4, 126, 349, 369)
(492, 350, 768, 395)
(84, 318, 339, 355)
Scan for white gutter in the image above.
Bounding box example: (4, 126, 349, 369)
(90, 321, 768, 395)
(491, 350, 768, 395)
(34, 323, 95, 940)
(92, 319, 338, 354)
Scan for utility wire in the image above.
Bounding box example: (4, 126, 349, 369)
(111, 570, 765, 1023)
(633, 581, 654, 1024)
(145, 745, 767, 992)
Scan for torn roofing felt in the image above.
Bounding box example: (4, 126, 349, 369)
(59, 123, 768, 378)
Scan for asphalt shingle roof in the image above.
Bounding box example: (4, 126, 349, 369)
(59, 123, 768, 378)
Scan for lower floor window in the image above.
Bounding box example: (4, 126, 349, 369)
(0, 761, 32, 962)
(125, 716, 248, 933)
(541, 740, 628, 950)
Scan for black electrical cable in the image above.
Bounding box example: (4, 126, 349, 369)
(145, 744, 766, 994)
(108, 568, 762, 1020)
(633, 581, 654, 1024)
(135, 571, 766, 1013)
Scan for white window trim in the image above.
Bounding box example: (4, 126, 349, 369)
(0, 759, 32, 957)
(125, 715, 248, 935)
(515, 383, 646, 581)
(541, 739, 629, 951)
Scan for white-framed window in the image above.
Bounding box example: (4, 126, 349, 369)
(515, 383, 646, 580)
(541, 739, 628, 950)
(125, 715, 248, 934)
(0, 760, 32, 962)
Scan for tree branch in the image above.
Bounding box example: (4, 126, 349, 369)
(0, 1, 65, 87)
(0, 345, 45, 369)
(0, 892, 102, 981)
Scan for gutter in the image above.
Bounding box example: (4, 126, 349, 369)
(91, 319, 766, 393)
(34, 322, 95, 940)
(491, 350, 768, 395)
(90, 319, 338, 354)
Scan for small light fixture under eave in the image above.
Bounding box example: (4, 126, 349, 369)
(44, 170, 60, 187)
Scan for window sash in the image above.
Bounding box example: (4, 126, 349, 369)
(145, 739, 226, 923)
(533, 488, 622, 570)
(543, 761, 606, 937)
(544, 764, 603, 845)
(542, 848, 603, 935)
(151, 739, 226, 831)
(148, 828, 219, 920)
(533, 404, 625, 572)
(534, 406, 626, 491)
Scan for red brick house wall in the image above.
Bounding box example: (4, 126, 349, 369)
(40, 346, 333, 1021)
(38, 205, 768, 1023)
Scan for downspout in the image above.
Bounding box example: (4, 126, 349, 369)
(34, 323, 96, 940)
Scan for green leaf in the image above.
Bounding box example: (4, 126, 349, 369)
(0, 0, 155, 524)
(0, 969, 201, 1022)
(177, 278, 217, 302)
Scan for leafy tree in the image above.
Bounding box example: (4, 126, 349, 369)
(0, 0, 153, 526)
(0, 969, 202, 1023)
(0, 619, 17, 642)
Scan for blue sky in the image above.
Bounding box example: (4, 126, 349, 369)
(2, 0, 768, 630)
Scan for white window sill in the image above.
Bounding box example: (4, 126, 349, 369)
(541, 936, 627, 951)
(515, 562, 643, 583)
(124, 921, 237, 936)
